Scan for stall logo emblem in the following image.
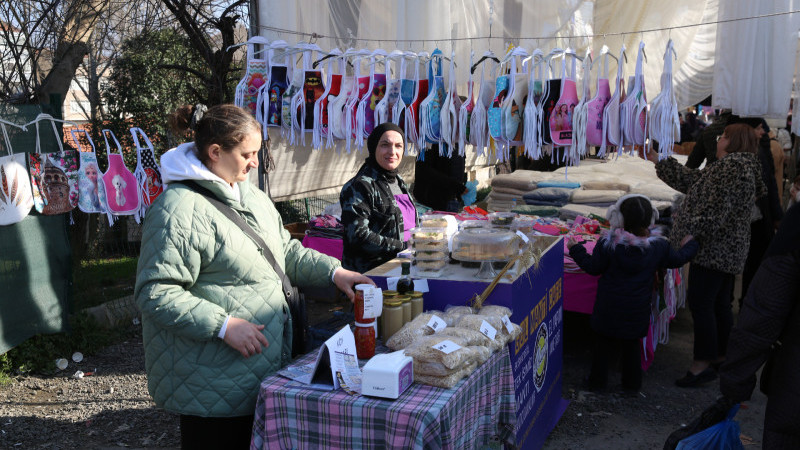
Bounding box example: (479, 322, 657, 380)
(533, 322, 548, 392)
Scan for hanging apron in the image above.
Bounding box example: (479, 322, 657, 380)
(28, 115, 78, 216)
(356, 49, 387, 149)
(0, 121, 34, 226)
(648, 40, 680, 159)
(470, 54, 497, 158)
(131, 127, 163, 220)
(549, 51, 579, 147)
(458, 51, 477, 156)
(569, 49, 594, 165)
(600, 45, 628, 157)
(100, 129, 140, 221)
(266, 41, 291, 128)
(585, 49, 612, 147)
(70, 128, 107, 214)
(312, 48, 344, 150)
(523, 49, 545, 159)
(539, 58, 562, 147)
(234, 36, 270, 115)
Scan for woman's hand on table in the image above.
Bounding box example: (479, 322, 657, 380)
(333, 268, 376, 302)
(224, 317, 270, 358)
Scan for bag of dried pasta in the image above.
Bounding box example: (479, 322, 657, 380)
(478, 305, 512, 318)
(442, 305, 474, 327)
(403, 334, 478, 370)
(438, 326, 493, 347)
(414, 361, 479, 389)
(386, 312, 441, 350)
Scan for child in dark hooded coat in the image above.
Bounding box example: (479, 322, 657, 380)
(567, 194, 698, 391)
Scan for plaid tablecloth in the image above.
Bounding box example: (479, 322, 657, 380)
(250, 347, 517, 449)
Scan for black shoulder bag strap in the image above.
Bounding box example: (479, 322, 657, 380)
(175, 180, 310, 356)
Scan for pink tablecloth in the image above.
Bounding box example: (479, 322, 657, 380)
(301, 235, 343, 260)
(563, 271, 599, 314)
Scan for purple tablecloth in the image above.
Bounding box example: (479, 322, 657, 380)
(250, 347, 517, 449)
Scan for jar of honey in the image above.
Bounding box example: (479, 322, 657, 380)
(381, 300, 403, 342)
(409, 291, 424, 318)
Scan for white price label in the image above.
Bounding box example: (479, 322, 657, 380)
(427, 315, 447, 333)
(386, 277, 399, 290)
(361, 287, 383, 319)
(480, 320, 498, 340)
(501, 315, 515, 334)
(515, 230, 530, 243)
(413, 279, 430, 292)
(432, 340, 462, 354)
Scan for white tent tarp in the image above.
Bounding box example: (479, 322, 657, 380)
(255, 0, 800, 200)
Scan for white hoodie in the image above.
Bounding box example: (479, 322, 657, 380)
(160, 142, 241, 202)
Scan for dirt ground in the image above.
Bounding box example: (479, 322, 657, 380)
(0, 292, 767, 449)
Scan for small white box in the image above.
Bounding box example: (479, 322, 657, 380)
(361, 351, 414, 399)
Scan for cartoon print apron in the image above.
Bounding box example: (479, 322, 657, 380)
(549, 51, 579, 147)
(100, 129, 140, 222)
(265, 41, 291, 128)
(28, 115, 78, 215)
(131, 127, 163, 220)
(539, 53, 562, 146)
(234, 36, 270, 115)
(0, 121, 33, 226)
(70, 128, 107, 214)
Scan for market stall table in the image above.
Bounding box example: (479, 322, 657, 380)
(366, 235, 568, 449)
(250, 347, 516, 449)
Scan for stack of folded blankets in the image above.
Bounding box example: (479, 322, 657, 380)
(485, 154, 685, 220)
(486, 170, 540, 212)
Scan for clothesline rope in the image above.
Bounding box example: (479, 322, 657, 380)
(256, 8, 800, 44)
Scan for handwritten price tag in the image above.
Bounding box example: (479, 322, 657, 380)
(501, 315, 515, 334)
(427, 315, 447, 333)
(515, 230, 530, 243)
(362, 287, 383, 319)
(432, 340, 462, 354)
(480, 320, 498, 340)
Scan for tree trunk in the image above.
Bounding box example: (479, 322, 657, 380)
(36, 0, 109, 111)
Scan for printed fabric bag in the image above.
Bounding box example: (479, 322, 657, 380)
(70, 128, 107, 214)
(100, 129, 140, 222)
(0, 121, 34, 225)
(28, 114, 79, 215)
(130, 127, 163, 221)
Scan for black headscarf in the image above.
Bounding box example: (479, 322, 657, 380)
(366, 122, 406, 176)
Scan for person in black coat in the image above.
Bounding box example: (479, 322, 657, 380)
(413, 143, 467, 212)
(567, 195, 698, 392)
(729, 117, 784, 305)
(665, 203, 800, 449)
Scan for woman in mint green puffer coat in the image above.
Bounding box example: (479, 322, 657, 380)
(135, 105, 372, 449)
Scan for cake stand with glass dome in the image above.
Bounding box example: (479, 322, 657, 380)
(451, 228, 518, 279)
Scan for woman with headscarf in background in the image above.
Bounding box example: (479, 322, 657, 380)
(340, 123, 418, 273)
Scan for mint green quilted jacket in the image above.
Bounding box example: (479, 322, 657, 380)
(135, 180, 339, 417)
